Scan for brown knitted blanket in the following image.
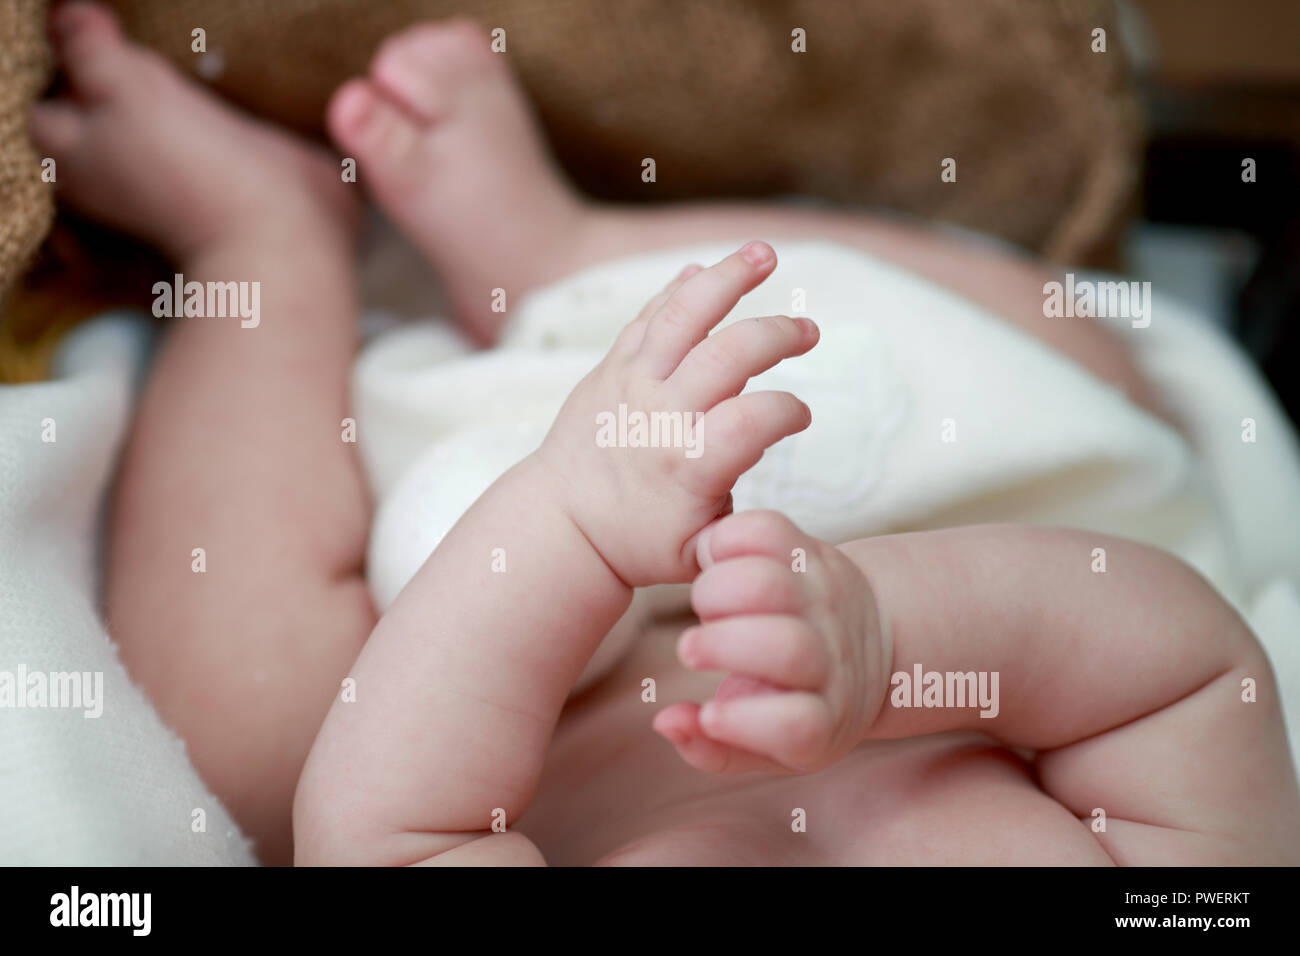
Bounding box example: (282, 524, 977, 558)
(0, 0, 1139, 378)
(0, 0, 52, 303)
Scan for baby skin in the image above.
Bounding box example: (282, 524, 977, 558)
(33, 5, 1300, 864)
(293, 244, 1300, 865)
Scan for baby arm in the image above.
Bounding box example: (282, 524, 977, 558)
(293, 242, 818, 864)
(661, 516, 1300, 863)
(295, 453, 626, 866)
(854, 525, 1300, 864)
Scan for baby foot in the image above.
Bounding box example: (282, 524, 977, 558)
(29, 2, 357, 261)
(653, 510, 891, 774)
(326, 19, 587, 344)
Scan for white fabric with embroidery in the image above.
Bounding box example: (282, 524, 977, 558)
(357, 240, 1300, 759)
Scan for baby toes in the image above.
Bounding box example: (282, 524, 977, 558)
(51, 1, 132, 101)
(328, 79, 424, 183)
(28, 100, 85, 157)
(369, 19, 497, 122)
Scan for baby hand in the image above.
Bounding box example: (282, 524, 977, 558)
(535, 242, 818, 586)
(653, 510, 890, 774)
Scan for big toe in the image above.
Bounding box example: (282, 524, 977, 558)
(50, 1, 131, 99)
(368, 19, 498, 122)
(28, 100, 85, 156)
(327, 79, 422, 186)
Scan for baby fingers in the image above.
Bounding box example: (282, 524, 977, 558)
(697, 691, 835, 772)
(652, 702, 784, 775)
(615, 263, 703, 353)
(680, 390, 811, 498)
(667, 313, 818, 411)
(636, 241, 777, 378)
(678, 615, 828, 689)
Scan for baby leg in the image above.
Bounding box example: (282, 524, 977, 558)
(330, 19, 1159, 418)
(31, 3, 374, 864)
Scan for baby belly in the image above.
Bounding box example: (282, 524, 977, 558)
(533, 731, 1102, 865)
(518, 621, 1108, 865)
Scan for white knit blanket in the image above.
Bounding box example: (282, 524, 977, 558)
(0, 316, 254, 865)
(3, 239, 1298, 864)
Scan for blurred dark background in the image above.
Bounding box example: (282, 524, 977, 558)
(1122, 0, 1300, 425)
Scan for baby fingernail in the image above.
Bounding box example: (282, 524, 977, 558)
(795, 317, 818, 338)
(696, 526, 715, 568)
(741, 241, 773, 267)
(660, 724, 688, 745)
(678, 627, 698, 663)
(699, 702, 721, 729)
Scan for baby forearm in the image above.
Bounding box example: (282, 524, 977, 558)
(843, 525, 1261, 749)
(295, 454, 631, 864)
(841, 524, 1300, 855)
